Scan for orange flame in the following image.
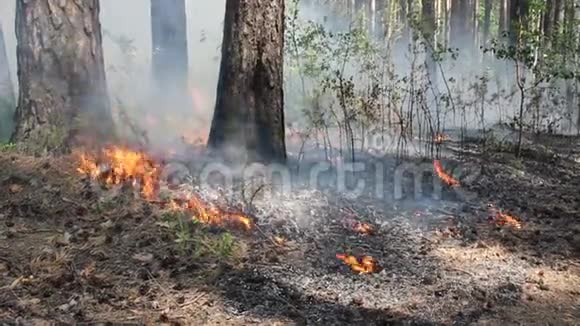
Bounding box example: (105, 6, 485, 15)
(76, 146, 160, 200)
(433, 160, 459, 187)
(495, 212, 522, 229)
(170, 196, 252, 231)
(353, 222, 375, 235)
(336, 254, 379, 274)
(76, 146, 252, 231)
(434, 133, 448, 144)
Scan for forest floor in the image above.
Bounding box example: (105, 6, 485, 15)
(0, 135, 579, 325)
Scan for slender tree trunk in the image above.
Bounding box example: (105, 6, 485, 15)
(553, 0, 563, 28)
(151, 0, 189, 108)
(471, 0, 479, 55)
(422, 0, 436, 79)
(399, 0, 410, 47)
(543, 0, 554, 37)
(450, 0, 469, 50)
(509, 0, 529, 46)
(482, 0, 492, 46)
(499, 0, 507, 37)
(0, 20, 15, 140)
(12, 0, 113, 153)
(0, 21, 13, 104)
(443, 0, 449, 46)
(208, 0, 287, 163)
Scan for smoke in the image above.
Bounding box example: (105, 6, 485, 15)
(1, 0, 576, 150)
(0, 0, 226, 148)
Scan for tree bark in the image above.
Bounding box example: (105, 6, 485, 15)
(0, 20, 15, 140)
(208, 0, 287, 163)
(509, 0, 529, 46)
(543, 0, 554, 37)
(422, 0, 436, 78)
(0, 21, 13, 104)
(450, 0, 469, 50)
(12, 0, 113, 153)
(150, 0, 189, 106)
(499, 0, 507, 37)
(482, 0, 492, 46)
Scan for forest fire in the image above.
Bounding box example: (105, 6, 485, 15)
(433, 160, 460, 187)
(487, 204, 523, 229)
(353, 222, 375, 235)
(434, 133, 449, 144)
(169, 196, 252, 231)
(76, 146, 161, 200)
(76, 145, 252, 231)
(494, 212, 523, 229)
(336, 254, 379, 274)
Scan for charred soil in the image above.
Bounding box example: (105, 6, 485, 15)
(0, 140, 579, 325)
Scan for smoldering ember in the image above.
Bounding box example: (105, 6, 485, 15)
(0, 1, 579, 325)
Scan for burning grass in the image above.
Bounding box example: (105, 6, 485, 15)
(168, 196, 252, 231)
(352, 222, 375, 235)
(487, 204, 523, 229)
(76, 146, 161, 200)
(493, 212, 523, 229)
(75, 145, 253, 231)
(433, 160, 460, 187)
(434, 133, 449, 144)
(335, 253, 379, 274)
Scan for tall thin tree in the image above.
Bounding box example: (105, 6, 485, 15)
(0, 19, 15, 140)
(422, 0, 437, 78)
(12, 0, 113, 152)
(150, 0, 189, 106)
(208, 0, 287, 163)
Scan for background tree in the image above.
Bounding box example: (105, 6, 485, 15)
(0, 19, 14, 141)
(482, 0, 493, 46)
(421, 0, 436, 78)
(208, 0, 287, 163)
(150, 0, 189, 108)
(12, 0, 113, 153)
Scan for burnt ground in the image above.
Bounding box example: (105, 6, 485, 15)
(0, 138, 579, 325)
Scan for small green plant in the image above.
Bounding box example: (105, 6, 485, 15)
(216, 232, 235, 258)
(0, 142, 15, 153)
(161, 209, 238, 261)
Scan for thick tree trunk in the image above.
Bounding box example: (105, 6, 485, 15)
(208, 0, 286, 163)
(150, 0, 189, 107)
(0, 20, 15, 140)
(12, 0, 113, 153)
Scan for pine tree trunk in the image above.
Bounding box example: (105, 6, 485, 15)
(12, 0, 113, 153)
(151, 0, 189, 108)
(0, 20, 15, 140)
(208, 0, 287, 163)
